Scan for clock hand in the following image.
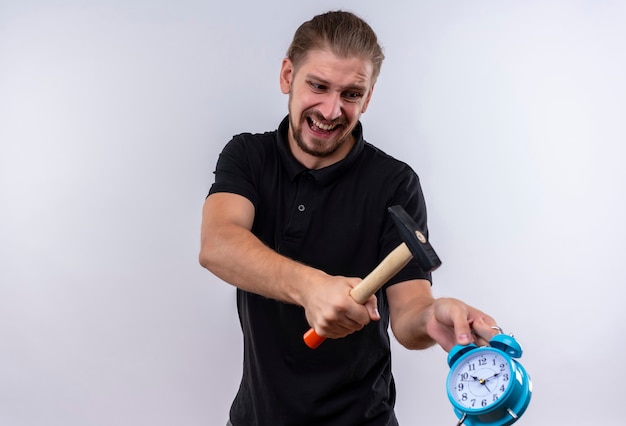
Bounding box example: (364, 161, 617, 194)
(470, 375, 495, 392)
(477, 372, 501, 393)
(485, 372, 501, 382)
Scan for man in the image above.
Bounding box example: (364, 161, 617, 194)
(200, 10, 498, 426)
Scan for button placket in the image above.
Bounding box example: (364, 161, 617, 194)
(295, 172, 313, 214)
(282, 172, 314, 242)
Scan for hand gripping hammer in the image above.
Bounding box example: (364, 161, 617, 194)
(303, 205, 442, 349)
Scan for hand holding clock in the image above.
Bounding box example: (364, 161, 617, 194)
(423, 297, 501, 352)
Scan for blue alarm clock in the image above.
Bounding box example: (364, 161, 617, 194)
(446, 329, 532, 425)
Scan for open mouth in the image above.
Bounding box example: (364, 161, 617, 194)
(308, 117, 341, 135)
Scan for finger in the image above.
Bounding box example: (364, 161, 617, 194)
(471, 316, 500, 344)
(363, 295, 380, 321)
(324, 306, 372, 337)
(448, 307, 473, 345)
(343, 293, 377, 326)
(315, 319, 359, 339)
(471, 316, 497, 336)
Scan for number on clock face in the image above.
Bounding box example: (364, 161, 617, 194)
(449, 351, 511, 409)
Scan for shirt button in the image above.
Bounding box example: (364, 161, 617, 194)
(298, 204, 305, 212)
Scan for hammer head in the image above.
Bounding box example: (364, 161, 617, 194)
(388, 205, 442, 273)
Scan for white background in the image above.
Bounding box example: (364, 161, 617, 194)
(2, 0, 625, 425)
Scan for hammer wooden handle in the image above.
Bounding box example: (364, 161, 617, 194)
(303, 242, 413, 349)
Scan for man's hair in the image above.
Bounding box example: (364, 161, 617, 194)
(286, 10, 385, 82)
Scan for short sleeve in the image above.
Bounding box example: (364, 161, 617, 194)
(381, 167, 433, 287)
(208, 135, 261, 209)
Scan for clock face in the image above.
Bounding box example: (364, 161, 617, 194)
(448, 349, 513, 410)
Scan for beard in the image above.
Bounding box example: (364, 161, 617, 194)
(288, 94, 352, 159)
(289, 117, 346, 158)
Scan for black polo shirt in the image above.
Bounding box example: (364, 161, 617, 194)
(209, 116, 432, 426)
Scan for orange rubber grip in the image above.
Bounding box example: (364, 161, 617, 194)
(303, 328, 326, 349)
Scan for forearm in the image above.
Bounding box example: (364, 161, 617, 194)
(199, 222, 323, 305)
(391, 297, 437, 350)
(199, 193, 378, 337)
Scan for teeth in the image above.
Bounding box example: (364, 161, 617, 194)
(311, 118, 337, 131)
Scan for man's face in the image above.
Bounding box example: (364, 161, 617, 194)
(279, 48, 375, 168)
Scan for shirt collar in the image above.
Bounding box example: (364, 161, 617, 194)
(276, 115, 365, 185)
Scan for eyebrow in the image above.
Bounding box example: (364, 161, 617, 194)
(305, 73, 368, 93)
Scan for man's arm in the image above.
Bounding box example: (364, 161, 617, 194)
(387, 280, 499, 352)
(199, 192, 317, 304)
(199, 192, 380, 338)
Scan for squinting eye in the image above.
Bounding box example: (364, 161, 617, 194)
(309, 82, 326, 91)
(344, 92, 363, 100)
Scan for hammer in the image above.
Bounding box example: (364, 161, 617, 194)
(303, 205, 442, 349)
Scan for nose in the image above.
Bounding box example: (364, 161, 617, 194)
(318, 92, 342, 121)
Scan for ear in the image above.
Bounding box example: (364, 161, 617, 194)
(361, 84, 375, 113)
(279, 58, 294, 94)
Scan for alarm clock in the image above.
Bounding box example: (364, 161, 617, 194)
(446, 329, 532, 425)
